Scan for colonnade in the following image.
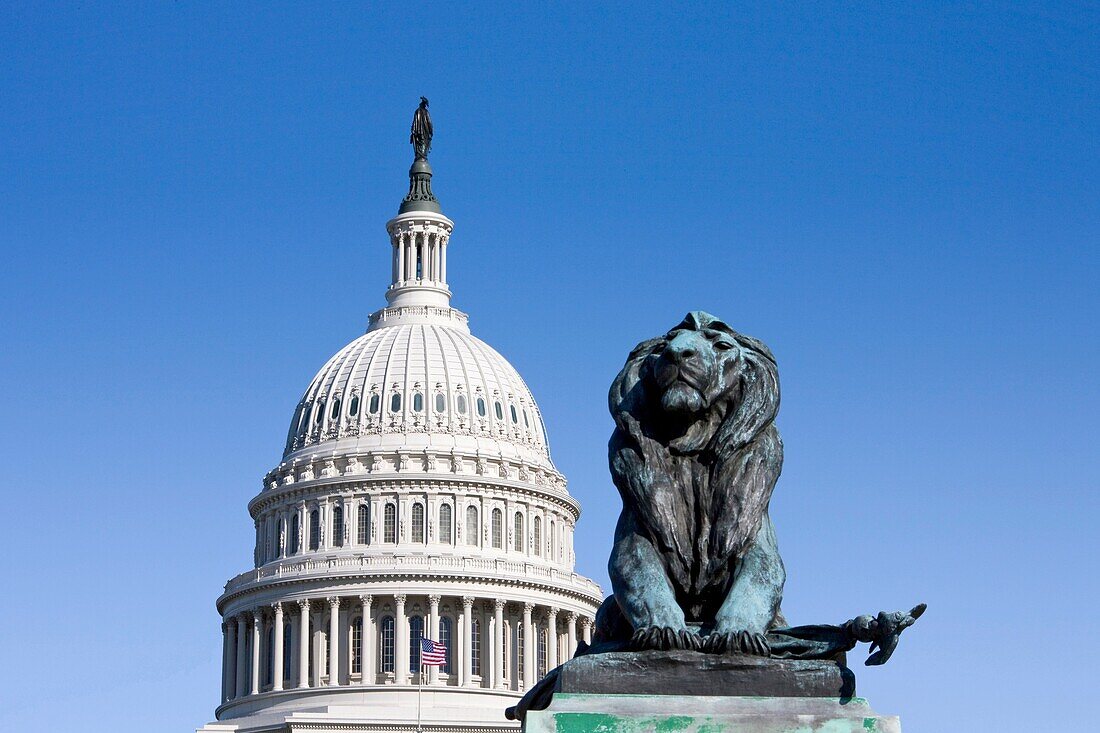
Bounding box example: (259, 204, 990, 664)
(220, 593, 594, 704)
(392, 229, 449, 287)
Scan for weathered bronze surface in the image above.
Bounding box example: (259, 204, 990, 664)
(506, 312, 924, 722)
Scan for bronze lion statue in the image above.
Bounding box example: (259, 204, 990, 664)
(600, 310, 785, 655)
(505, 312, 925, 721)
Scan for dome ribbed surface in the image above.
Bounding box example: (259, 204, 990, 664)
(283, 323, 554, 470)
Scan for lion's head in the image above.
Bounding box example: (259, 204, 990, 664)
(609, 311, 780, 457)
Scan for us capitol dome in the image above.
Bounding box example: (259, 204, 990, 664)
(198, 105, 602, 733)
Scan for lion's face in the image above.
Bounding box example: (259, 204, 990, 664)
(610, 311, 779, 454)
(649, 321, 742, 417)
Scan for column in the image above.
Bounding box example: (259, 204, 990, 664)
(522, 604, 534, 690)
(328, 597, 341, 685)
(493, 599, 505, 689)
(393, 238, 401, 283)
(272, 602, 285, 691)
(582, 616, 592, 645)
(547, 608, 558, 670)
(250, 610, 262, 695)
(440, 237, 447, 284)
(406, 234, 415, 282)
(235, 614, 248, 698)
(427, 595, 440, 683)
(297, 600, 310, 688)
(566, 612, 578, 660)
(432, 235, 441, 282)
(395, 594, 408, 685)
(462, 596, 474, 687)
(221, 621, 232, 703)
(360, 595, 373, 685)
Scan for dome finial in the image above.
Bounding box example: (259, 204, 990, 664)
(400, 96, 441, 214)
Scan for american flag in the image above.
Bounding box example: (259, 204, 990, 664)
(420, 638, 447, 666)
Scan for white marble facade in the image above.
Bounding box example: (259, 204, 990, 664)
(198, 184, 602, 733)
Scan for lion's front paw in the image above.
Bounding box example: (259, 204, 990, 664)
(629, 625, 702, 652)
(702, 630, 770, 656)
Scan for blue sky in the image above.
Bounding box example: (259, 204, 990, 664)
(1, 3, 1097, 731)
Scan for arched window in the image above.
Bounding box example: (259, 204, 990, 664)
(357, 504, 369, 545)
(523, 409, 530, 428)
(369, 394, 380, 414)
(549, 519, 557, 560)
(471, 617, 482, 677)
(411, 503, 425, 543)
(514, 512, 524, 552)
(315, 401, 324, 423)
(283, 622, 293, 683)
(491, 508, 503, 549)
(537, 623, 547, 678)
(494, 401, 504, 420)
(265, 624, 275, 686)
(439, 616, 454, 674)
(435, 393, 446, 413)
(351, 617, 363, 674)
(533, 516, 541, 557)
(413, 393, 423, 412)
(290, 514, 300, 554)
(309, 510, 320, 551)
(380, 616, 395, 673)
(409, 616, 424, 674)
(516, 621, 525, 681)
(384, 504, 396, 543)
(332, 506, 344, 548)
(457, 394, 467, 414)
(466, 506, 479, 546)
(477, 397, 486, 417)
(349, 394, 360, 416)
(390, 393, 402, 412)
(510, 404, 518, 423)
(330, 397, 341, 420)
(439, 504, 452, 545)
(298, 403, 311, 433)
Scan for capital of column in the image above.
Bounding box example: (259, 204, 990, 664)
(428, 594, 441, 607)
(328, 596, 341, 610)
(493, 598, 506, 611)
(566, 611, 578, 623)
(272, 601, 284, 617)
(360, 594, 373, 608)
(297, 598, 310, 613)
(523, 602, 534, 614)
(394, 593, 407, 605)
(461, 595, 474, 610)
(251, 608, 263, 623)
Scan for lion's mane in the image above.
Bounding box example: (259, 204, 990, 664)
(608, 312, 784, 619)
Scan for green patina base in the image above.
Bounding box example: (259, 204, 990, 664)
(522, 694, 901, 733)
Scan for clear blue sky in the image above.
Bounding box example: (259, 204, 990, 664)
(1, 3, 1097, 731)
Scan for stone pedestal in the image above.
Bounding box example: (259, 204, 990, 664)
(522, 693, 900, 733)
(514, 651, 903, 732)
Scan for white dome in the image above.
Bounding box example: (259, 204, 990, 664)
(282, 319, 555, 471)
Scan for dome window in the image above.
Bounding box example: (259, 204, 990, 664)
(457, 394, 467, 414)
(411, 502, 425, 543)
(380, 616, 395, 673)
(330, 397, 341, 420)
(510, 405, 518, 424)
(309, 510, 320, 551)
(383, 504, 396, 543)
(369, 394, 380, 414)
(523, 409, 530, 428)
(494, 401, 503, 420)
(349, 394, 360, 417)
(477, 397, 487, 417)
(466, 506, 479, 546)
(439, 504, 452, 544)
(435, 393, 446, 413)
(314, 402, 324, 423)
(491, 508, 503, 549)
(514, 511, 524, 552)
(332, 506, 344, 547)
(533, 517, 541, 556)
(390, 393, 402, 413)
(413, 393, 424, 412)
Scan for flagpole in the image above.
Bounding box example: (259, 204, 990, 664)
(417, 650, 423, 733)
